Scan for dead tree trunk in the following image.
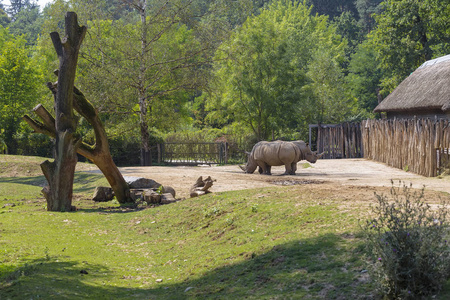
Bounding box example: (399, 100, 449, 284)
(38, 12, 86, 211)
(24, 83, 132, 204)
(23, 13, 133, 205)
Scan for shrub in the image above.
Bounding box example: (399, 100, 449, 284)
(362, 181, 450, 299)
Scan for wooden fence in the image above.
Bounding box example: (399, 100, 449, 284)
(160, 142, 228, 165)
(362, 118, 450, 177)
(311, 123, 363, 159)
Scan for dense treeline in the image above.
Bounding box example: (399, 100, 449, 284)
(1, 0, 449, 162)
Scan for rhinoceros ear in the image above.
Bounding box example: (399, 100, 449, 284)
(245, 151, 251, 156)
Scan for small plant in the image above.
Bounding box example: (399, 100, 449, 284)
(156, 185, 164, 195)
(225, 217, 235, 226)
(204, 206, 223, 218)
(44, 247, 50, 261)
(362, 181, 450, 299)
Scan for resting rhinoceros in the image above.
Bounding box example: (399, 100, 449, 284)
(240, 140, 323, 175)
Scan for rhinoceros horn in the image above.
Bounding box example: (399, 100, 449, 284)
(317, 152, 325, 159)
(239, 165, 246, 172)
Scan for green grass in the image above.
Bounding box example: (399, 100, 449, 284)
(1, 155, 449, 299)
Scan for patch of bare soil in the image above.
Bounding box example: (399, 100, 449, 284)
(109, 158, 450, 199)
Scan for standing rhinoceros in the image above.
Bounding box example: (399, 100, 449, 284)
(240, 140, 323, 175)
(239, 141, 300, 175)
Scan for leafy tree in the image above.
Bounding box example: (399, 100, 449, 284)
(0, 27, 41, 154)
(0, 5, 11, 27)
(355, 0, 383, 33)
(78, 0, 207, 164)
(333, 10, 364, 61)
(35, 0, 238, 165)
(5, 0, 38, 21)
(306, 46, 356, 124)
(210, 0, 350, 140)
(346, 40, 384, 115)
(306, 0, 358, 19)
(7, 5, 43, 44)
(371, 0, 450, 92)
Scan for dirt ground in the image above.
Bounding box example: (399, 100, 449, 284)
(112, 159, 450, 199)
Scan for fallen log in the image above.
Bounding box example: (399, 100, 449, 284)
(190, 176, 215, 198)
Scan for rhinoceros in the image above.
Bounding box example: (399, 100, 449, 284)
(240, 140, 323, 175)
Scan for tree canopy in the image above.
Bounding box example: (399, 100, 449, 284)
(0, 26, 42, 153)
(1, 0, 450, 156)
(371, 0, 450, 92)
(209, 0, 351, 140)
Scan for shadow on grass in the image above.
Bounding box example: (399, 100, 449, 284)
(0, 175, 47, 187)
(0, 173, 104, 194)
(75, 206, 146, 214)
(0, 258, 127, 299)
(0, 234, 374, 299)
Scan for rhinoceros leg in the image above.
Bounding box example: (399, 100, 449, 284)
(257, 161, 271, 175)
(290, 162, 297, 175)
(283, 165, 291, 175)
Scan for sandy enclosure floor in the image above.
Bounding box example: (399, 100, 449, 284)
(106, 159, 450, 199)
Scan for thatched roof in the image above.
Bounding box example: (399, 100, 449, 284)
(374, 54, 450, 113)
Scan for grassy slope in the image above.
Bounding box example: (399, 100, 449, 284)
(0, 155, 449, 299)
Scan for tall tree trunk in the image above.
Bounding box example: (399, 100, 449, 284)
(138, 0, 152, 166)
(415, 15, 432, 61)
(41, 12, 86, 211)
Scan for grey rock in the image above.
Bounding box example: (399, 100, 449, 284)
(162, 186, 176, 197)
(143, 190, 161, 204)
(161, 193, 177, 204)
(124, 177, 161, 189)
(92, 187, 114, 202)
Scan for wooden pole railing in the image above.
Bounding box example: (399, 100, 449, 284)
(362, 118, 450, 177)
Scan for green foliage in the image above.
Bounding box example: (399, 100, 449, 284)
(371, 0, 450, 93)
(362, 182, 450, 299)
(346, 40, 384, 114)
(0, 7, 10, 27)
(5, 0, 38, 21)
(355, 0, 383, 32)
(7, 5, 43, 45)
(10, 0, 450, 159)
(0, 27, 43, 154)
(306, 46, 357, 124)
(306, 0, 358, 19)
(210, 0, 351, 141)
(333, 10, 364, 58)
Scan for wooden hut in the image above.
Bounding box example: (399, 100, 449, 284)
(374, 54, 450, 119)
